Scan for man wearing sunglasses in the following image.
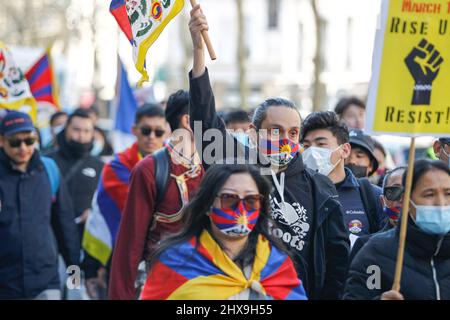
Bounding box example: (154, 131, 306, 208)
(0, 111, 79, 299)
(350, 166, 406, 261)
(109, 90, 205, 300)
(83, 104, 166, 299)
(433, 137, 450, 168)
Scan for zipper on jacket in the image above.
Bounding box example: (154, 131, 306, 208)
(430, 237, 444, 300)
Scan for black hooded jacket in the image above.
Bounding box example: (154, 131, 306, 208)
(189, 69, 350, 299)
(46, 131, 104, 222)
(343, 216, 450, 300)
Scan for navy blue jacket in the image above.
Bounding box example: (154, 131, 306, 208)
(343, 216, 450, 300)
(335, 168, 387, 236)
(0, 149, 79, 299)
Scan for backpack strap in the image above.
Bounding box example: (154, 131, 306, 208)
(153, 147, 170, 205)
(358, 178, 379, 234)
(41, 156, 61, 201)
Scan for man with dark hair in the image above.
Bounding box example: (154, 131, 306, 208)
(224, 109, 250, 131)
(83, 103, 167, 299)
(433, 137, 450, 168)
(301, 111, 386, 246)
(164, 90, 189, 132)
(47, 109, 104, 234)
(0, 111, 79, 299)
(108, 90, 205, 300)
(334, 96, 366, 130)
(346, 129, 379, 179)
(187, 6, 349, 300)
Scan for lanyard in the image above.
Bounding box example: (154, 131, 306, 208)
(271, 169, 285, 203)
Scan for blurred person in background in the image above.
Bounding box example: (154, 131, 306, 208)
(345, 129, 379, 179)
(370, 140, 389, 186)
(334, 96, 366, 130)
(350, 166, 407, 260)
(434, 137, 450, 168)
(43, 111, 68, 152)
(82, 103, 167, 299)
(46, 108, 104, 299)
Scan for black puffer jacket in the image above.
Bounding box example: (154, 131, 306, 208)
(343, 216, 450, 300)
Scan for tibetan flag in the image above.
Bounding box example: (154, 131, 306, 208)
(0, 42, 37, 122)
(110, 0, 133, 43)
(83, 142, 141, 266)
(141, 230, 308, 300)
(25, 49, 61, 112)
(110, 0, 185, 86)
(111, 59, 139, 152)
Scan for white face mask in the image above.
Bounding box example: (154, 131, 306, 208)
(302, 145, 342, 176)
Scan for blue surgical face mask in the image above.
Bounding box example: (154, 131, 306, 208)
(232, 132, 249, 147)
(411, 201, 450, 235)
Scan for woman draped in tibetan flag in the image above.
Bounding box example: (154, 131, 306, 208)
(141, 163, 307, 300)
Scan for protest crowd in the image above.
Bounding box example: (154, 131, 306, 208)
(0, 2, 449, 301)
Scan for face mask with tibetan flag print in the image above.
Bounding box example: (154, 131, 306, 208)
(210, 202, 260, 237)
(259, 138, 300, 167)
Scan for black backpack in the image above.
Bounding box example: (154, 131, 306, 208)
(152, 147, 171, 205)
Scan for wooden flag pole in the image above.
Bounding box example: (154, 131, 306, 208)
(189, 0, 217, 60)
(392, 137, 416, 292)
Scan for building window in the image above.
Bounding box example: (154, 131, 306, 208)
(268, 0, 281, 30)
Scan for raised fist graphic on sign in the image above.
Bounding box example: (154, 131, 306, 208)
(404, 39, 444, 105)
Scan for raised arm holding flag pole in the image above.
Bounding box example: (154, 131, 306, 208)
(110, 0, 216, 87)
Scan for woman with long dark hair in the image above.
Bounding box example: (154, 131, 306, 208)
(141, 163, 307, 300)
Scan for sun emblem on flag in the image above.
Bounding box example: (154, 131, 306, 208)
(151, 1, 163, 20)
(236, 214, 248, 226)
(280, 142, 292, 154)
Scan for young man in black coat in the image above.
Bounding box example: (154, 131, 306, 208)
(188, 5, 349, 299)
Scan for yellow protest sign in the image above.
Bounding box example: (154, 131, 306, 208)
(367, 0, 450, 137)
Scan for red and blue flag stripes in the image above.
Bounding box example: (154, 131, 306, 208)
(141, 230, 308, 300)
(83, 143, 141, 265)
(110, 0, 133, 44)
(25, 50, 60, 110)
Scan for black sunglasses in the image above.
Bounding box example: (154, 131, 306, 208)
(7, 137, 36, 148)
(140, 127, 165, 138)
(383, 186, 404, 201)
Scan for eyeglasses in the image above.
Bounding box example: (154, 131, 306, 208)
(216, 193, 263, 211)
(7, 137, 36, 148)
(140, 127, 165, 138)
(383, 186, 404, 201)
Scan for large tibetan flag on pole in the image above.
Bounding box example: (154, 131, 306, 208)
(0, 42, 37, 122)
(110, 0, 185, 86)
(25, 48, 61, 112)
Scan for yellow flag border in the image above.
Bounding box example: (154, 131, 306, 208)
(135, 0, 185, 87)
